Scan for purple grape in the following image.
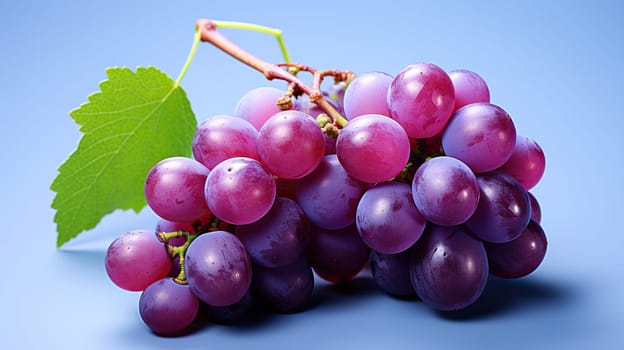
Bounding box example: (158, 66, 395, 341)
(185, 231, 252, 307)
(105, 230, 172, 292)
(257, 110, 325, 179)
(233, 86, 292, 130)
(139, 278, 199, 335)
(528, 192, 541, 223)
(410, 225, 488, 311)
(356, 182, 426, 254)
(465, 172, 531, 243)
(305, 225, 370, 283)
(252, 257, 314, 313)
(387, 63, 455, 138)
(448, 69, 490, 111)
(192, 114, 259, 170)
(442, 103, 516, 173)
(236, 197, 310, 268)
(343, 71, 393, 119)
(411, 156, 480, 226)
(497, 135, 546, 190)
(296, 155, 368, 229)
(336, 114, 410, 183)
(144, 157, 211, 223)
(369, 250, 415, 297)
(204, 157, 276, 225)
(484, 220, 548, 278)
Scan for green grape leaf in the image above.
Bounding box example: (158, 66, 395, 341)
(51, 66, 196, 247)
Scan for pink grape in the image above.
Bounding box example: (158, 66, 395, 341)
(144, 157, 211, 223)
(336, 114, 410, 183)
(448, 69, 490, 111)
(204, 157, 276, 225)
(234, 86, 292, 130)
(343, 71, 393, 119)
(192, 114, 258, 170)
(257, 110, 325, 179)
(387, 62, 455, 138)
(497, 135, 546, 190)
(105, 230, 172, 292)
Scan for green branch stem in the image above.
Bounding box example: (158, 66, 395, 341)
(212, 20, 291, 64)
(175, 26, 202, 87)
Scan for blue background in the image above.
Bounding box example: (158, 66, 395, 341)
(1, 0, 623, 349)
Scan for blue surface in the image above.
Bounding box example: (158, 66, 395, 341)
(1, 0, 623, 349)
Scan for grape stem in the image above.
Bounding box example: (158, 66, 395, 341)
(196, 19, 351, 127)
(159, 231, 197, 285)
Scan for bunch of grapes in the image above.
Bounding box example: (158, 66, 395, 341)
(105, 62, 547, 335)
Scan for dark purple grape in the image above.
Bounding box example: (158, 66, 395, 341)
(369, 250, 415, 297)
(410, 225, 488, 311)
(236, 197, 310, 268)
(306, 225, 370, 283)
(484, 220, 548, 278)
(465, 172, 531, 243)
(139, 278, 199, 336)
(528, 192, 542, 223)
(252, 257, 314, 313)
(185, 231, 252, 307)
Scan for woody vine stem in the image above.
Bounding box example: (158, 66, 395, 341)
(177, 19, 354, 128)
